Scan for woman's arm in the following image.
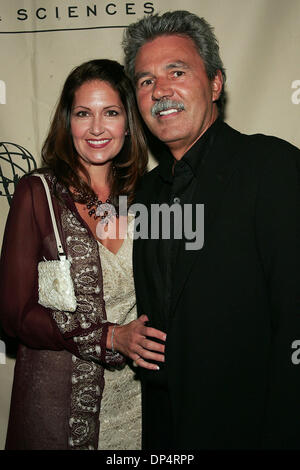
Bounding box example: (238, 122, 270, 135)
(0, 175, 123, 366)
(0, 175, 165, 369)
(106, 315, 166, 371)
(0, 176, 66, 350)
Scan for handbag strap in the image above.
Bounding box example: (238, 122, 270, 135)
(34, 174, 66, 260)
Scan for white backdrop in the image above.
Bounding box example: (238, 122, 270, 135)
(0, 0, 300, 449)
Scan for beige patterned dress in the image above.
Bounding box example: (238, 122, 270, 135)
(97, 215, 141, 450)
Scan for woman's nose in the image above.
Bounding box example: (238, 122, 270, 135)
(89, 116, 104, 135)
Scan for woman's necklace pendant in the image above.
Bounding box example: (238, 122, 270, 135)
(95, 199, 117, 225)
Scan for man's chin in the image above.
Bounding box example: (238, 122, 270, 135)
(153, 132, 185, 146)
(146, 123, 181, 141)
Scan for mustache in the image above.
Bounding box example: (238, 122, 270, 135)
(151, 100, 185, 117)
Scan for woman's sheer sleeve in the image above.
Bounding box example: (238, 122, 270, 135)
(0, 176, 125, 367)
(0, 176, 66, 350)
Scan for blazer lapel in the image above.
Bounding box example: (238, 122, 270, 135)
(133, 179, 169, 329)
(170, 123, 245, 316)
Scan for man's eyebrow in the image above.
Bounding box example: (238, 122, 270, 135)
(166, 61, 189, 69)
(134, 71, 152, 84)
(134, 61, 189, 84)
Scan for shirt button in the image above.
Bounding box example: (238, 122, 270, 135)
(173, 197, 181, 204)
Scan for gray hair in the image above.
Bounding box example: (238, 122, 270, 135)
(122, 10, 226, 111)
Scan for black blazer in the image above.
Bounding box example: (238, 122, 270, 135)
(133, 121, 300, 449)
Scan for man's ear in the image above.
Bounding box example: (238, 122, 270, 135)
(212, 70, 223, 102)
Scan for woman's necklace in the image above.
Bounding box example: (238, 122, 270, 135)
(74, 188, 118, 224)
(87, 197, 118, 224)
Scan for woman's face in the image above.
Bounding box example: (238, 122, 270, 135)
(70, 80, 127, 169)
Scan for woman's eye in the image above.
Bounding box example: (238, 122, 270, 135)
(75, 110, 89, 117)
(140, 78, 153, 87)
(106, 110, 118, 117)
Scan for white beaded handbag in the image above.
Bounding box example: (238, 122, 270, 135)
(35, 174, 77, 312)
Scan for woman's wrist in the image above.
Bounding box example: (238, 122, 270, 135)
(107, 324, 120, 352)
(111, 324, 117, 353)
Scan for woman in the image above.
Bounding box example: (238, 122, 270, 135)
(0, 59, 166, 450)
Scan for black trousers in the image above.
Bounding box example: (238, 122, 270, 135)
(141, 381, 175, 450)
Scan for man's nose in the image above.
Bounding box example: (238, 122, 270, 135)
(152, 77, 174, 101)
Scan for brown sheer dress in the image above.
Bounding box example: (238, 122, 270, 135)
(0, 172, 125, 450)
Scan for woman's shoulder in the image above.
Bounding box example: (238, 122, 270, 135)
(12, 171, 45, 200)
(19, 169, 69, 196)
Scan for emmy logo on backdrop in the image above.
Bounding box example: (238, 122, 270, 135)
(0, 142, 37, 205)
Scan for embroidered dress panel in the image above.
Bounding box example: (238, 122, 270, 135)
(97, 215, 141, 450)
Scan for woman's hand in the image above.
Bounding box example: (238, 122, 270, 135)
(108, 315, 166, 370)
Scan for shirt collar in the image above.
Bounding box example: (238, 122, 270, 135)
(158, 117, 222, 183)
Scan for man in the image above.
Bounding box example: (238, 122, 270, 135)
(122, 10, 300, 449)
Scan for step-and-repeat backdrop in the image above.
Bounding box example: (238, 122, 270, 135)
(0, 0, 299, 449)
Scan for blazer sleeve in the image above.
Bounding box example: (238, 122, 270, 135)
(0, 176, 124, 367)
(255, 138, 300, 448)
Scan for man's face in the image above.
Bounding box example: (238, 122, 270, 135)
(134, 34, 223, 159)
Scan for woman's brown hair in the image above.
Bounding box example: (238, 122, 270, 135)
(41, 59, 148, 206)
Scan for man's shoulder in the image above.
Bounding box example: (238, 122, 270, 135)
(222, 121, 299, 154)
(143, 165, 161, 182)
(220, 121, 300, 170)
(134, 166, 162, 202)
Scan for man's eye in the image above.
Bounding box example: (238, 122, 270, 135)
(173, 71, 185, 78)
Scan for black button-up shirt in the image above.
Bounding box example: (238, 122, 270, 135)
(156, 118, 221, 323)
